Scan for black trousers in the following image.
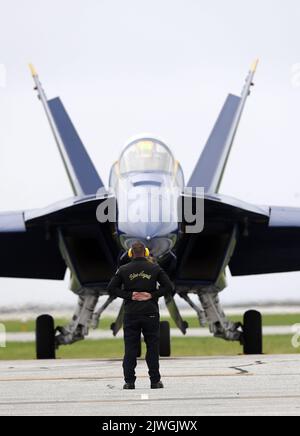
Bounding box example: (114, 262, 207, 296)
(123, 313, 161, 384)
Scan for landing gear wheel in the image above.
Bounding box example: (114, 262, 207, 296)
(36, 315, 56, 360)
(159, 321, 171, 357)
(243, 310, 263, 355)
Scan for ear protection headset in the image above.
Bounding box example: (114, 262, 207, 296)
(128, 247, 150, 258)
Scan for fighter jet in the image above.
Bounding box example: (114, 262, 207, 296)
(1, 61, 298, 359)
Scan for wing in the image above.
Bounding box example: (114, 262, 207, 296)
(0, 212, 66, 279)
(175, 193, 269, 285)
(0, 195, 118, 283)
(230, 207, 300, 276)
(29, 64, 104, 196)
(176, 194, 300, 284)
(188, 60, 259, 194)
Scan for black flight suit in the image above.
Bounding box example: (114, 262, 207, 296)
(108, 258, 174, 384)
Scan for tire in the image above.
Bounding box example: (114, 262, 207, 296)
(243, 310, 263, 355)
(159, 321, 171, 357)
(36, 315, 56, 360)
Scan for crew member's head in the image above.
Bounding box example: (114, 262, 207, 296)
(129, 241, 149, 259)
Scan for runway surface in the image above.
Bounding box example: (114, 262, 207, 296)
(0, 355, 300, 416)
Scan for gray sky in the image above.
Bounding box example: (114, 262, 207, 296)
(1, 0, 300, 306)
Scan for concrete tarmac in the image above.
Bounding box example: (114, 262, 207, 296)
(0, 355, 300, 416)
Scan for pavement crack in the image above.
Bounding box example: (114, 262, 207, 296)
(107, 384, 116, 390)
(230, 360, 265, 375)
(231, 366, 249, 375)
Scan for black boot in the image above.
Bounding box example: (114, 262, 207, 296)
(123, 383, 135, 390)
(151, 381, 164, 389)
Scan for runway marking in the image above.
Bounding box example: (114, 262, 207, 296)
(0, 373, 250, 382)
(1, 394, 300, 407)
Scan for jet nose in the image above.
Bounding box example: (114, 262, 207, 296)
(139, 222, 169, 240)
(117, 183, 179, 239)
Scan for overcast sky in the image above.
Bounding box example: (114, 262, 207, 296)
(1, 0, 300, 307)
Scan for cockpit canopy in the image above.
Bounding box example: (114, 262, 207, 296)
(119, 139, 175, 176)
(110, 138, 185, 189)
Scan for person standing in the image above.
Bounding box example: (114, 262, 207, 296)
(108, 241, 174, 390)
